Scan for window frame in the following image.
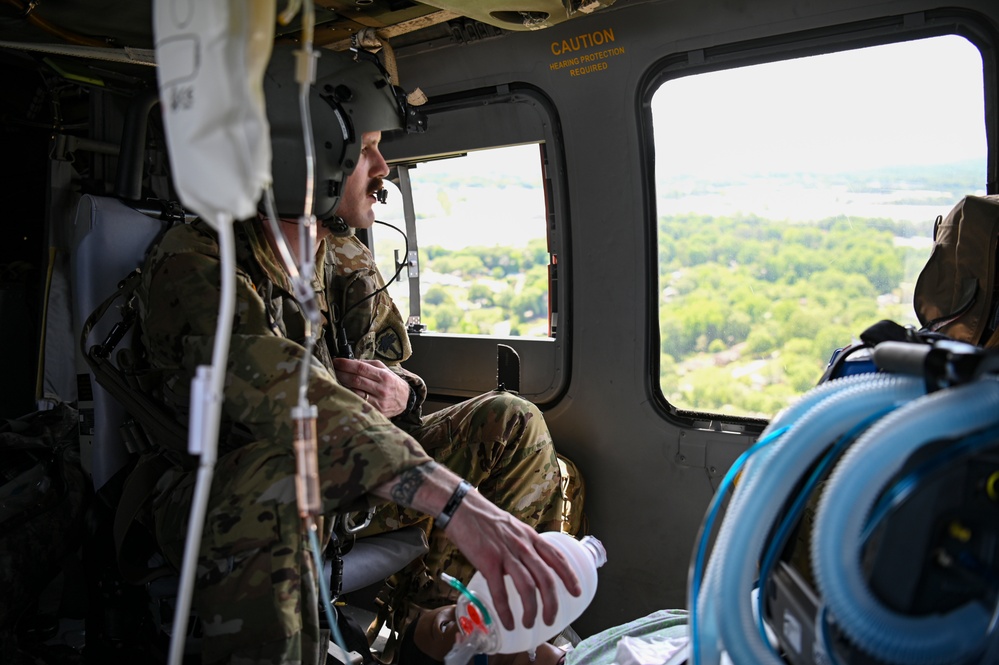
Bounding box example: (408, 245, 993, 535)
(639, 10, 999, 429)
(378, 84, 571, 405)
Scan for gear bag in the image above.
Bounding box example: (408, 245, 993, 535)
(913, 195, 999, 347)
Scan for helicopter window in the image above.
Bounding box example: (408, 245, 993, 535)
(651, 34, 988, 419)
(371, 87, 566, 404)
(372, 143, 552, 338)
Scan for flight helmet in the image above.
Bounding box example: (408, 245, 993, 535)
(263, 45, 425, 221)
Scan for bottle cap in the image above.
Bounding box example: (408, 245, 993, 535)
(581, 535, 608, 567)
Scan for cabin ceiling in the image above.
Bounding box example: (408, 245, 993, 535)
(0, 0, 620, 54)
(0, 0, 617, 147)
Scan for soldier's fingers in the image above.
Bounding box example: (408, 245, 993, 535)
(344, 359, 387, 383)
(481, 567, 515, 631)
(336, 371, 362, 394)
(536, 539, 580, 597)
(332, 359, 381, 389)
(506, 558, 543, 629)
(332, 357, 363, 378)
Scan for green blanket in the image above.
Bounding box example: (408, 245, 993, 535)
(567, 610, 688, 665)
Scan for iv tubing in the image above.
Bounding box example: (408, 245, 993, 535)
(308, 517, 352, 660)
(297, 53, 317, 223)
(291, 0, 321, 409)
(261, 189, 321, 409)
(812, 379, 999, 664)
(275, 2, 350, 658)
(293, 216, 319, 408)
(168, 214, 237, 665)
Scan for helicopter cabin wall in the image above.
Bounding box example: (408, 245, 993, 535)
(378, 0, 999, 637)
(0, 58, 140, 421)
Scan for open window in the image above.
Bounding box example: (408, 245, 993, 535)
(647, 28, 992, 420)
(373, 144, 550, 337)
(377, 86, 568, 404)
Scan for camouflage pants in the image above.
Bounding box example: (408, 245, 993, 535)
(150, 440, 330, 665)
(149, 390, 561, 665)
(358, 390, 564, 658)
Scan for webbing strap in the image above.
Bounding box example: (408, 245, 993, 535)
(80, 269, 193, 583)
(79, 270, 189, 457)
(79, 270, 141, 361)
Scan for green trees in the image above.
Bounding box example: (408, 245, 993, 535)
(418, 239, 551, 336)
(658, 213, 921, 417)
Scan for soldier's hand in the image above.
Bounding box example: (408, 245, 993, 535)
(332, 358, 411, 417)
(442, 488, 582, 631)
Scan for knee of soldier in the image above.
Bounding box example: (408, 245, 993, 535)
(483, 390, 543, 421)
(483, 391, 551, 446)
(485, 389, 529, 409)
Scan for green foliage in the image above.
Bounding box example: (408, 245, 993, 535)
(658, 213, 927, 418)
(418, 240, 552, 337)
(468, 283, 494, 305)
(426, 302, 463, 331)
(431, 254, 487, 276)
(424, 285, 453, 306)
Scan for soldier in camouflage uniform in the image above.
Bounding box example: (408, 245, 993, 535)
(131, 47, 575, 665)
(323, 214, 564, 656)
(268, 58, 564, 657)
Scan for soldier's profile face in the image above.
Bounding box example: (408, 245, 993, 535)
(336, 131, 389, 229)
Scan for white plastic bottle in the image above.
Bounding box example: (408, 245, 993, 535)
(449, 533, 607, 658)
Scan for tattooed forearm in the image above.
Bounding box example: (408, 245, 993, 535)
(390, 461, 438, 506)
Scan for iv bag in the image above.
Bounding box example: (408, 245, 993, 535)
(153, 0, 275, 227)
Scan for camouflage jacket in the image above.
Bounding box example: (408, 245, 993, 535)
(324, 229, 411, 363)
(135, 218, 432, 512)
(323, 229, 427, 428)
(317, 229, 427, 428)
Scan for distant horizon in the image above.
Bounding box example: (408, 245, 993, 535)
(656, 157, 987, 224)
(375, 155, 988, 254)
